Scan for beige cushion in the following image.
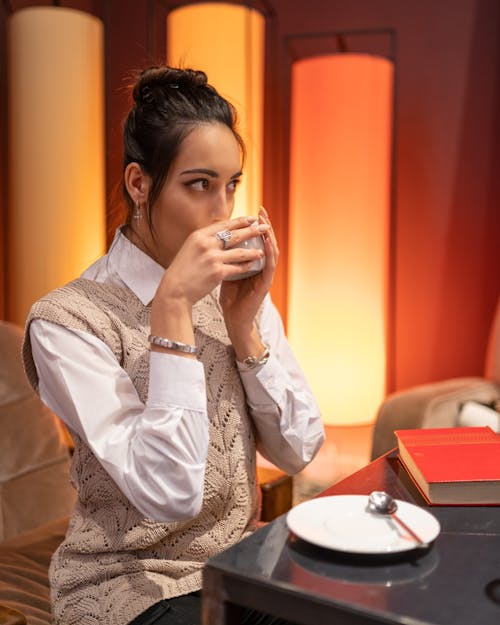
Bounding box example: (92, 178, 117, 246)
(371, 377, 500, 459)
(485, 296, 500, 382)
(0, 322, 75, 541)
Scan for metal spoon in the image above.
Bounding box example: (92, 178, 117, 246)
(367, 491, 429, 549)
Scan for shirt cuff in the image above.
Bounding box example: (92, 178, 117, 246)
(237, 352, 286, 407)
(148, 351, 206, 411)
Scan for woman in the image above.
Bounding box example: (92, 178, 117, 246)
(22, 66, 324, 625)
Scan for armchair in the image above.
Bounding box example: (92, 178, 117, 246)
(371, 297, 500, 460)
(0, 321, 75, 541)
(0, 321, 75, 625)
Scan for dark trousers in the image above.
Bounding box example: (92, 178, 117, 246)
(128, 592, 296, 625)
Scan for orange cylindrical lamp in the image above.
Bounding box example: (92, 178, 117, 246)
(288, 54, 393, 425)
(166, 2, 264, 218)
(7, 7, 105, 325)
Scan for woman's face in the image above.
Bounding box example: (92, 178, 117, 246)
(148, 122, 242, 267)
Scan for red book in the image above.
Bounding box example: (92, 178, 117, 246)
(395, 426, 500, 505)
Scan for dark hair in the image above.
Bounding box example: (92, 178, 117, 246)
(122, 66, 245, 228)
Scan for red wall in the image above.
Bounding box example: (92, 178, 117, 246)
(264, 0, 500, 393)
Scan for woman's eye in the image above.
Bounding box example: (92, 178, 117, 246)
(188, 179, 209, 191)
(228, 179, 241, 193)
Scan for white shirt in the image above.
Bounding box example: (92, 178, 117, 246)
(30, 229, 324, 522)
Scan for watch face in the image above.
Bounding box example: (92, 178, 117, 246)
(243, 355, 258, 368)
(242, 347, 270, 370)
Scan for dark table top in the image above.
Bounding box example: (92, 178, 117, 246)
(202, 451, 500, 625)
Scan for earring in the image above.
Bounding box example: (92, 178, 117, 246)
(133, 200, 142, 222)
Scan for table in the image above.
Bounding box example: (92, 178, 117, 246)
(202, 451, 500, 625)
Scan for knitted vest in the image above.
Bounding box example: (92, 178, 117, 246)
(23, 278, 259, 625)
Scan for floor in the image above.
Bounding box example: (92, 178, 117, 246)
(292, 423, 375, 504)
(258, 423, 375, 505)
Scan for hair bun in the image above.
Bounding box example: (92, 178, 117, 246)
(133, 66, 209, 106)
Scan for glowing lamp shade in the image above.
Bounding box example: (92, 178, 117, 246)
(167, 2, 264, 217)
(7, 7, 105, 325)
(288, 54, 393, 425)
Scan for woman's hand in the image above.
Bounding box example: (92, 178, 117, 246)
(220, 207, 279, 359)
(150, 214, 270, 357)
(157, 214, 269, 307)
(150, 208, 275, 360)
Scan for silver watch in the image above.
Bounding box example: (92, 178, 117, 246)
(241, 346, 270, 370)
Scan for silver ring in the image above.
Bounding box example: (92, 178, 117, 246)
(214, 229, 232, 249)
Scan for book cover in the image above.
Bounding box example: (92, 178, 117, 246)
(395, 426, 500, 505)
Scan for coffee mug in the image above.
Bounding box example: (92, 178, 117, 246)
(224, 235, 266, 281)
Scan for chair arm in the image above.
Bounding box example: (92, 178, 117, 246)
(371, 377, 500, 460)
(0, 606, 26, 625)
(257, 466, 293, 521)
(0, 518, 69, 625)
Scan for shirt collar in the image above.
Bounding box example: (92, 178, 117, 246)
(107, 228, 165, 305)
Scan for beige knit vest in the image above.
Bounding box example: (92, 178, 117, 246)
(23, 278, 260, 625)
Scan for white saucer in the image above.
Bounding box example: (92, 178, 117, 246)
(286, 495, 441, 554)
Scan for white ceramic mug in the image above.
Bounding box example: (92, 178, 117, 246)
(224, 235, 266, 281)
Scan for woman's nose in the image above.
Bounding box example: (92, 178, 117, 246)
(212, 192, 233, 219)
